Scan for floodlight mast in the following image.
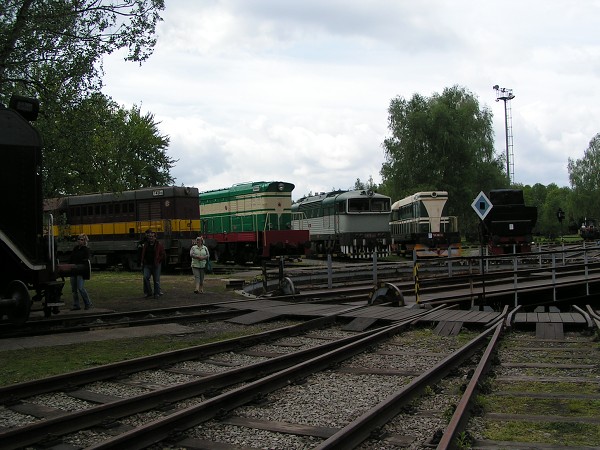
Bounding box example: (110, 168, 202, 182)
(493, 85, 515, 184)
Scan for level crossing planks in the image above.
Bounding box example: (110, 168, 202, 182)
(220, 298, 587, 330)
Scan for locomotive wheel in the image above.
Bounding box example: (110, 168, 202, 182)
(369, 282, 404, 306)
(5, 280, 32, 324)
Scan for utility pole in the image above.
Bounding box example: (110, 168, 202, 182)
(493, 85, 515, 184)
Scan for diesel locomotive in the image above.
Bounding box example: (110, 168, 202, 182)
(0, 95, 85, 323)
(291, 189, 391, 259)
(46, 186, 201, 270)
(199, 181, 310, 264)
(480, 189, 538, 254)
(390, 191, 461, 258)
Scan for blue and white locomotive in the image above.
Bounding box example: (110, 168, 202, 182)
(291, 189, 391, 258)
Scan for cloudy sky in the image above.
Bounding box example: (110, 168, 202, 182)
(103, 0, 600, 200)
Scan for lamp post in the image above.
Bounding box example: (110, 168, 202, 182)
(557, 208, 565, 242)
(493, 85, 515, 184)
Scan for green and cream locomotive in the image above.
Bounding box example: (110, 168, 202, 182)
(199, 181, 310, 264)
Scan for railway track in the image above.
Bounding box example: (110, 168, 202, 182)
(0, 302, 248, 339)
(0, 306, 489, 449)
(1, 305, 598, 448)
(467, 324, 600, 449)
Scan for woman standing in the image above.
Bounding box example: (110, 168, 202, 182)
(190, 236, 209, 293)
(70, 234, 92, 310)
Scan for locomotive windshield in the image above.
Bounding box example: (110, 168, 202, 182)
(347, 197, 390, 213)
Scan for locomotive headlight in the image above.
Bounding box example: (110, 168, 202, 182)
(278, 183, 284, 191)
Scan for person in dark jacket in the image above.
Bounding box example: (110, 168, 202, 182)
(140, 229, 166, 299)
(70, 234, 92, 310)
(138, 229, 152, 296)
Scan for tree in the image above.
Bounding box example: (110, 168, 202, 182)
(522, 183, 572, 238)
(568, 133, 600, 221)
(0, 0, 164, 104)
(1, 1, 172, 195)
(353, 176, 378, 191)
(380, 85, 507, 237)
(37, 93, 174, 197)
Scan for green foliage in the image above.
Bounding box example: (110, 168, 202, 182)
(568, 133, 600, 222)
(423, 385, 435, 396)
(0, 0, 165, 104)
(380, 85, 507, 238)
(521, 183, 573, 238)
(36, 93, 175, 197)
(1, 0, 171, 196)
(454, 431, 473, 449)
(353, 175, 378, 191)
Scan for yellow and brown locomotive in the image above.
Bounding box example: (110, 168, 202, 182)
(46, 186, 201, 270)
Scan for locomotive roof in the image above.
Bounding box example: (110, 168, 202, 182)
(199, 181, 295, 200)
(487, 189, 525, 205)
(391, 191, 448, 210)
(294, 189, 390, 205)
(45, 186, 198, 208)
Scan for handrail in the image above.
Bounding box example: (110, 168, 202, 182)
(48, 213, 55, 272)
(0, 229, 46, 271)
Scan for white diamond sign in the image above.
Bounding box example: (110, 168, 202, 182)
(471, 191, 493, 220)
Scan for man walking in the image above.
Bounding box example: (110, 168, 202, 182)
(140, 229, 166, 299)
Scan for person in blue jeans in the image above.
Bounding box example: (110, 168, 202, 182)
(70, 234, 92, 310)
(140, 229, 166, 299)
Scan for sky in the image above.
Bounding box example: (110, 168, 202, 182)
(102, 0, 600, 200)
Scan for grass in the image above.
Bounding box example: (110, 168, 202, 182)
(477, 392, 600, 446)
(78, 270, 232, 310)
(482, 421, 600, 446)
(0, 324, 286, 387)
(481, 396, 600, 417)
(496, 380, 600, 395)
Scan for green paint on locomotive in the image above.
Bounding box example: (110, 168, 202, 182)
(200, 181, 297, 234)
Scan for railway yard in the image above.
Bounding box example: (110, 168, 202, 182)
(3, 51, 600, 450)
(1, 246, 600, 449)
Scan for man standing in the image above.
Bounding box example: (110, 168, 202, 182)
(138, 229, 151, 296)
(70, 234, 93, 310)
(140, 229, 166, 299)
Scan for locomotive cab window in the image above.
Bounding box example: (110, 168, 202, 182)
(348, 198, 369, 212)
(371, 198, 391, 212)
